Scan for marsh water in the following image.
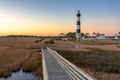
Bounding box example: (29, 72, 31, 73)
(0, 68, 42, 80)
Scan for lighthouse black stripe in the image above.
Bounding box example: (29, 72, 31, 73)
(77, 21, 80, 25)
(76, 29, 80, 33)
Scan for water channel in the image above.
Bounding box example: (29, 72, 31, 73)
(0, 68, 42, 80)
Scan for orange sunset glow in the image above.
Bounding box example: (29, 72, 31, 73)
(0, 0, 120, 36)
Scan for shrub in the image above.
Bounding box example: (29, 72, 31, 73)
(44, 39, 55, 44)
(35, 38, 44, 43)
(35, 40, 39, 43)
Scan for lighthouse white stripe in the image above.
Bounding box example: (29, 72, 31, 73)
(77, 17, 80, 21)
(77, 25, 80, 29)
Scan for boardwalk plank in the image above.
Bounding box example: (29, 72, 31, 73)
(43, 49, 70, 80)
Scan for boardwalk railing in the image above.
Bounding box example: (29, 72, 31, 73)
(41, 47, 49, 80)
(47, 47, 96, 80)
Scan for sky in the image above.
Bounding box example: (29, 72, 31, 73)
(0, 0, 120, 36)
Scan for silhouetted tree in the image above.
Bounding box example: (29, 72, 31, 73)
(92, 32, 100, 36)
(66, 32, 76, 39)
(93, 32, 96, 36)
(81, 33, 85, 37)
(85, 33, 90, 37)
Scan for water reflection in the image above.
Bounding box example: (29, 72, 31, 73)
(0, 68, 42, 80)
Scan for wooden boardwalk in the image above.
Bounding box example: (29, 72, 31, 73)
(42, 48, 70, 80)
(42, 48, 96, 80)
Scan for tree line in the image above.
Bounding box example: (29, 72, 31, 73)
(66, 32, 120, 39)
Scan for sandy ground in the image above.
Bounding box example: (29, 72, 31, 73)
(0, 47, 9, 50)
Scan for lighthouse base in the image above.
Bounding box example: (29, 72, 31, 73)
(76, 33, 81, 40)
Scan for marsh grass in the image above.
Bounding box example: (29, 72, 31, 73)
(26, 45, 41, 49)
(57, 50, 120, 74)
(0, 38, 42, 78)
(117, 46, 120, 48)
(86, 48, 108, 52)
(44, 39, 55, 44)
(80, 40, 120, 45)
(22, 49, 42, 76)
(35, 38, 44, 43)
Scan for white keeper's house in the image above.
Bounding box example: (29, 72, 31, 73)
(96, 34, 106, 39)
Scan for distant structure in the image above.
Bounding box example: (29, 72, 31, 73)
(76, 10, 81, 40)
(96, 34, 106, 39)
(114, 34, 119, 39)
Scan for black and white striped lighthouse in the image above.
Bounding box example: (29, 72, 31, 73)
(76, 10, 81, 40)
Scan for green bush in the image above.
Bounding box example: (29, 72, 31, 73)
(35, 38, 44, 43)
(44, 40, 55, 44)
(35, 40, 39, 43)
